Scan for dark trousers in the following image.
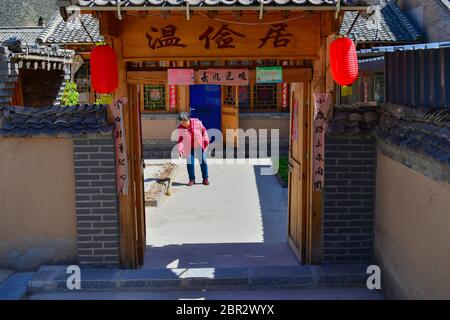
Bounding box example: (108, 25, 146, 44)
(187, 148, 208, 181)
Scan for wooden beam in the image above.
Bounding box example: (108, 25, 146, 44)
(98, 12, 120, 38)
(126, 68, 313, 84)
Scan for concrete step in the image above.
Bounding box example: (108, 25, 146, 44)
(0, 272, 34, 300)
(0, 82, 15, 90)
(28, 264, 372, 294)
(29, 287, 385, 300)
(0, 89, 14, 97)
(0, 97, 11, 104)
(0, 76, 18, 83)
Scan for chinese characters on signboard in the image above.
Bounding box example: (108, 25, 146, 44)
(146, 23, 293, 51)
(167, 69, 195, 85)
(199, 69, 249, 85)
(312, 93, 332, 192)
(122, 14, 320, 59)
(146, 24, 186, 49)
(111, 98, 129, 196)
(256, 66, 283, 83)
(199, 24, 245, 49)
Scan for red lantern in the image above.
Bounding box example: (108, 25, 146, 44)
(90, 45, 119, 94)
(329, 37, 358, 86)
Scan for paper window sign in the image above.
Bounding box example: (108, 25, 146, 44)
(168, 69, 195, 85)
(199, 69, 249, 85)
(256, 66, 283, 83)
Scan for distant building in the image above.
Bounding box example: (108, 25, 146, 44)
(397, 0, 450, 42)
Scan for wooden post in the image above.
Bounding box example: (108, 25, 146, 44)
(101, 12, 141, 268)
(307, 12, 336, 265)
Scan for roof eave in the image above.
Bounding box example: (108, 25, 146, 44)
(61, 5, 372, 12)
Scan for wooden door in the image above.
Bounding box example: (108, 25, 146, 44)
(221, 85, 239, 145)
(128, 83, 146, 266)
(287, 82, 310, 264)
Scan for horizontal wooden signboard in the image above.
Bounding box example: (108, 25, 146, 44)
(121, 13, 320, 60)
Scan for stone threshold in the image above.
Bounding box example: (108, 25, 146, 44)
(28, 264, 372, 294)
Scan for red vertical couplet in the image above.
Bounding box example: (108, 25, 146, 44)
(111, 97, 129, 195)
(282, 82, 288, 109)
(169, 85, 177, 110)
(312, 93, 332, 192)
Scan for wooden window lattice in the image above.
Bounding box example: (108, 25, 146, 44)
(143, 84, 166, 111)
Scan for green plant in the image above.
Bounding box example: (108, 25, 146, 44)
(61, 81, 79, 106)
(278, 155, 289, 183)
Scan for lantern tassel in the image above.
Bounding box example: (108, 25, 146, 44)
(341, 85, 353, 97)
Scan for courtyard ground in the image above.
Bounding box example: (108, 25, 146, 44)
(144, 158, 298, 269)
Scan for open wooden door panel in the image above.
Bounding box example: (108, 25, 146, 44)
(287, 82, 310, 264)
(221, 85, 239, 146)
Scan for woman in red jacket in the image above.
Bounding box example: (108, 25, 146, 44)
(177, 112, 209, 186)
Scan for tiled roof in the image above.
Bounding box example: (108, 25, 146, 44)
(375, 113, 450, 166)
(1, 36, 75, 61)
(0, 0, 57, 27)
(0, 104, 113, 137)
(0, 27, 43, 45)
(340, 0, 421, 43)
(37, 12, 104, 45)
(374, 103, 450, 166)
(64, 0, 375, 9)
(327, 104, 379, 134)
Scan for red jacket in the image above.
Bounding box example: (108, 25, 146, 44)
(177, 118, 209, 156)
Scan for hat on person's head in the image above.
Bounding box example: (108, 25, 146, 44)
(178, 112, 190, 122)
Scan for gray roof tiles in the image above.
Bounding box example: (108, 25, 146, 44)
(37, 12, 104, 45)
(327, 105, 379, 134)
(0, 27, 43, 45)
(0, 104, 113, 137)
(374, 108, 450, 166)
(340, 0, 421, 43)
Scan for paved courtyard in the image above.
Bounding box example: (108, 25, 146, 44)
(144, 159, 299, 269)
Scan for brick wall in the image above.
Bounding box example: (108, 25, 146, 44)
(73, 135, 120, 268)
(323, 134, 376, 264)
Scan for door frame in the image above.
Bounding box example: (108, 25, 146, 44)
(119, 65, 324, 268)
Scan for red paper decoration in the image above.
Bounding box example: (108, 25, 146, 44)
(90, 45, 119, 94)
(329, 37, 359, 86)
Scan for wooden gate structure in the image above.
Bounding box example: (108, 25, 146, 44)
(61, 1, 370, 268)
